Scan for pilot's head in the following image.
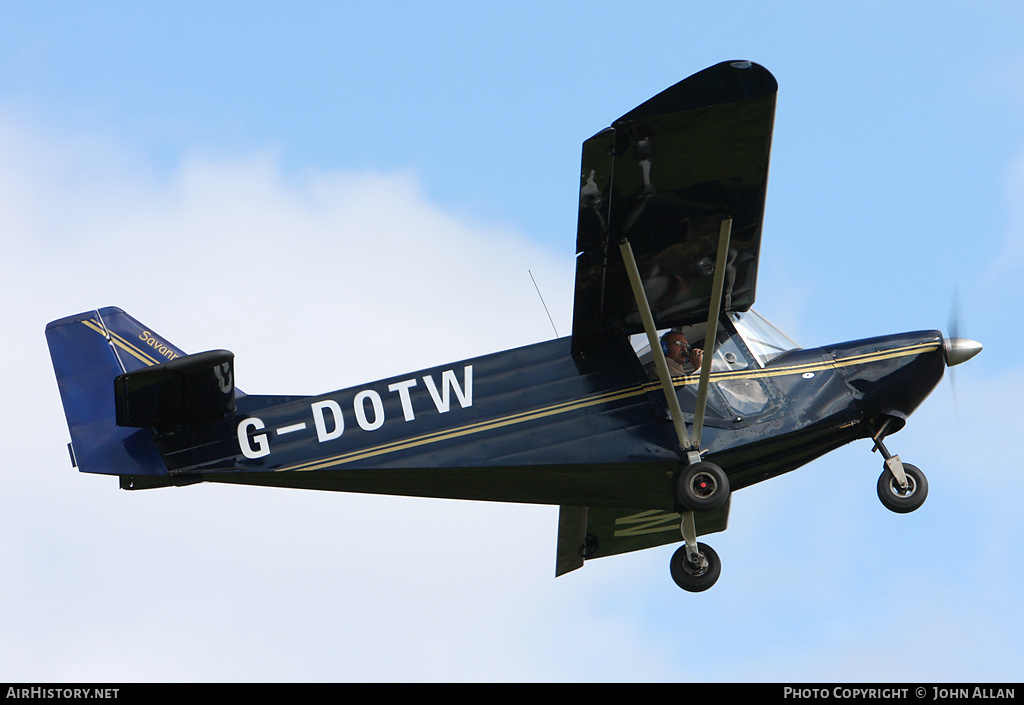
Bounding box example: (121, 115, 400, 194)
(662, 331, 691, 365)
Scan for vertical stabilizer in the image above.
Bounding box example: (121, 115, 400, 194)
(45, 307, 185, 476)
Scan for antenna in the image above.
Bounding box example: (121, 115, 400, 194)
(528, 270, 559, 338)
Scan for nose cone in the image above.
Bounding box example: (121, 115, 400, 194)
(943, 338, 983, 367)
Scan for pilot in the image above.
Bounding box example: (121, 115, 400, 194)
(649, 330, 704, 379)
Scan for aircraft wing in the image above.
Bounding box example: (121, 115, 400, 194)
(572, 61, 777, 347)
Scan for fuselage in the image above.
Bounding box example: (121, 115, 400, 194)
(136, 326, 947, 511)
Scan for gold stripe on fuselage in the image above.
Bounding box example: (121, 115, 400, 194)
(279, 382, 644, 473)
(276, 341, 940, 473)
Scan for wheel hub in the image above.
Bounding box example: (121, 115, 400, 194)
(684, 546, 709, 575)
(887, 474, 917, 497)
(691, 472, 717, 499)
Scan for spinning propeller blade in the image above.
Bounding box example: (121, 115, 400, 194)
(943, 289, 982, 415)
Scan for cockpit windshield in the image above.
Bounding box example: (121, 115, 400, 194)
(730, 309, 799, 367)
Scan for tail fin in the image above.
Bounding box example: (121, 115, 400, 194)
(45, 307, 187, 477)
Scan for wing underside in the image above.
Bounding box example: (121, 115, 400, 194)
(572, 61, 777, 348)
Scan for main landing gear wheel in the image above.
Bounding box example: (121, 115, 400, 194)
(877, 462, 928, 514)
(676, 461, 730, 511)
(670, 542, 721, 592)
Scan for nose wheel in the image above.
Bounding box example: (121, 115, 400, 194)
(877, 461, 928, 513)
(872, 424, 928, 513)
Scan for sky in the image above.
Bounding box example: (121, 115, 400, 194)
(1, 1, 1022, 682)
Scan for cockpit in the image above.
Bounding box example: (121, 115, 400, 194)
(631, 309, 800, 420)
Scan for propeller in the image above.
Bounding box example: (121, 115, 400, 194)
(943, 289, 982, 415)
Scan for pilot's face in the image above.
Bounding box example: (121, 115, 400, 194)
(664, 334, 690, 364)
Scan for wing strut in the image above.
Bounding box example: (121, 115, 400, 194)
(692, 218, 733, 448)
(618, 238, 693, 454)
(617, 217, 733, 459)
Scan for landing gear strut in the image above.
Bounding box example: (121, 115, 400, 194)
(872, 422, 928, 513)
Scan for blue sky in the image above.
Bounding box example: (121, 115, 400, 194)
(1, 1, 1022, 682)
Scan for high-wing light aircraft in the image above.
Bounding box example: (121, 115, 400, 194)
(47, 61, 981, 591)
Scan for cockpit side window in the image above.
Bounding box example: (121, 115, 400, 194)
(630, 320, 771, 419)
(713, 321, 769, 416)
(631, 321, 760, 375)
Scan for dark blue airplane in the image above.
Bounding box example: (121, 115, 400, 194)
(46, 61, 981, 591)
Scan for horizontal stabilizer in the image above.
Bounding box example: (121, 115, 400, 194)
(115, 350, 236, 430)
(555, 501, 730, 576)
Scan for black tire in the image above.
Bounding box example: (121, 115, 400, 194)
(669, 542, 721, 592)
(877, 462, 928, 514)
(676, 461, 730, 511)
